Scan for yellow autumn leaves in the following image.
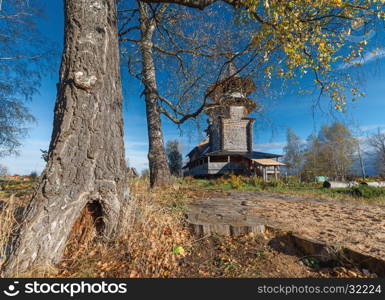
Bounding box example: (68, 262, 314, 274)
(239, 0, 385, 110)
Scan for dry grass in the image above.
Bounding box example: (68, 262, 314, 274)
(0, 194, 60, 278)
(57, 178, 193, 278)
(0, 195, 17, 269)
(0, 178, 193, 278)
(1, 177, 376, 278)
(186, 177, 385, 206)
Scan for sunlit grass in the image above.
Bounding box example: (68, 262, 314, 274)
(1, 176, 382, 278)
(181, 176, 385, 206)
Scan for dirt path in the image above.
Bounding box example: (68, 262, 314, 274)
(187, 191, 385, 260)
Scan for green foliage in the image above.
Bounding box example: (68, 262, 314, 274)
(210, 175, 248, 190)
(169, 190, 189, 214)
(190, 176, 299, 191)
(301, 257, 321, 269)
(0, 179, 35, 198)
(344, 186, 385, 198)
(166, 140, 183, 177)
(254, 250, 269, 259)
(283, 176, 303, 187)
(172, 245, 185, 256)
(264, 179, 285, 188)
(247, 176, 264, 190)
(185, 176, 385, 204)
(227, 174, 246, 190)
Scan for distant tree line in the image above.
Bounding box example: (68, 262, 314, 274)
(166, 140, 183, 177)
(283, 123, 385, 181)
(368, 129, 385, 177)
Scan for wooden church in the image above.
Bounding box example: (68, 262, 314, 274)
(183, 61, 285, 180)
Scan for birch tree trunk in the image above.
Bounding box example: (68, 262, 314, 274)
(2, 0, 129, 276)
(139, 2, 171, 187)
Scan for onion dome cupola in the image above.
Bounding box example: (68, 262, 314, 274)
(204, 60, 258, 117)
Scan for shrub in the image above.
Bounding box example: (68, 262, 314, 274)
(182, 176, 194, 185)
(332, 185, 385, 199)
(265, 179, 285, 189)
(30, 171, 39, 181)
(247, 176, 263, 190)
(351, 186, 385, 199)
(215, 176, 228, 186)
(227, 174, 245, 190)
(283, 176, 302, 187)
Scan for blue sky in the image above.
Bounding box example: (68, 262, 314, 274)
(1, 1, 385, 175)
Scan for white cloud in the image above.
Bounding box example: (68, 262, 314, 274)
(339, 48, 385, 69)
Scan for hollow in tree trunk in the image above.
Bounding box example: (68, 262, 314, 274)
(139, 2, 171, 188)
(2, 0, 129, 276)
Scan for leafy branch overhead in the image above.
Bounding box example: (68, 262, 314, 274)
(144, 0, 385, 110)
(119, 1, 257, 126)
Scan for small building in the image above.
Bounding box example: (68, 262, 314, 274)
(183, 61, 284, 180)
(251, 158, 286, 181)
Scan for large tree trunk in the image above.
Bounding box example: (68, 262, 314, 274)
(2, 0, 129, 276)
(139, 2, 171, 188)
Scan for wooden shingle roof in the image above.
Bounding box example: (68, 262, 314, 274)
(250, 159, 286, 166)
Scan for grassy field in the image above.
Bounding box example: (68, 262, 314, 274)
(181, 175, 385, 206)
(0, 179, 36, 200)
(0, 176, 380, 278)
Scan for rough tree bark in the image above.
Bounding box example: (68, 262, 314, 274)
(139, 2, 171, 187)
(2, 0, 129, 276)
